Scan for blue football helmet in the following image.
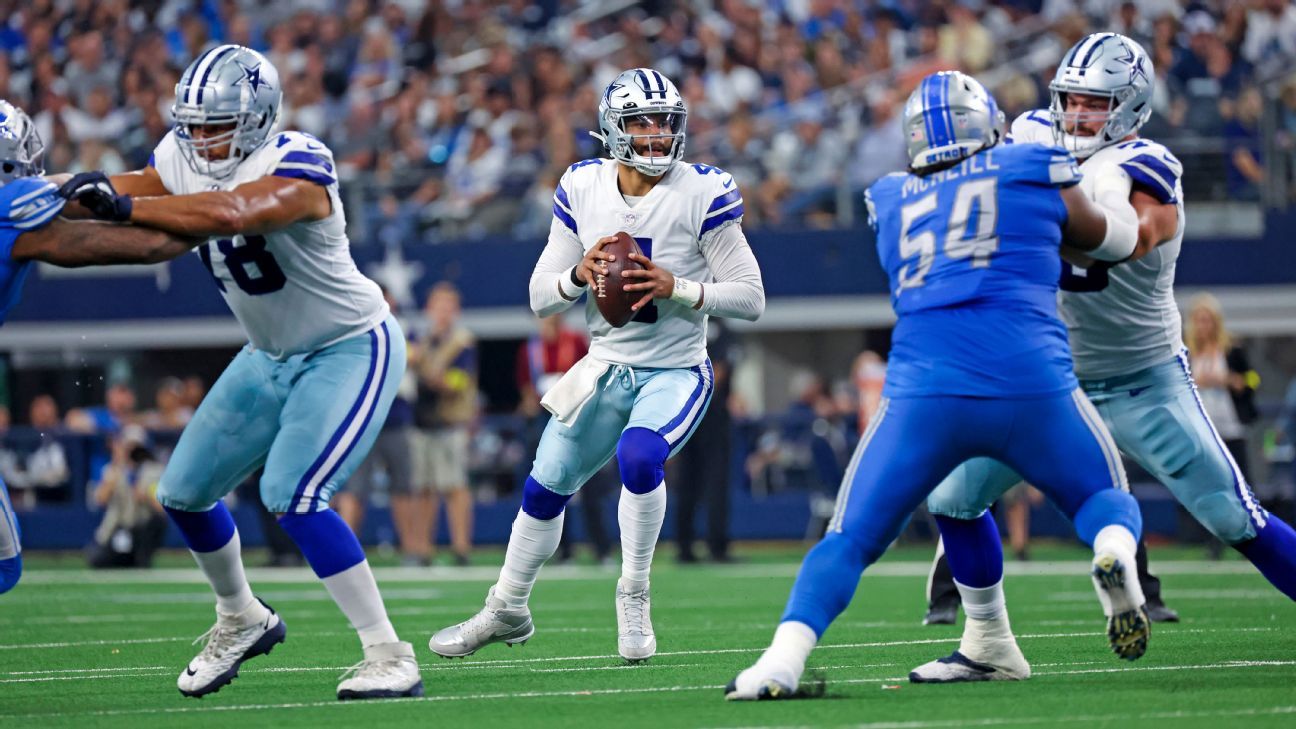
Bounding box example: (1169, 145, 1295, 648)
(902, 71, 1005, 173)
(172, 45, 283, 179)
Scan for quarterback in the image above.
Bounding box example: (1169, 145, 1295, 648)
(65, 46, 421, 700)
(429, 67, 764, 663)
(911, 33, 1296, 685)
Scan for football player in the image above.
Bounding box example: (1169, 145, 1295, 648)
(727, 71, 1149, 700)
(910, 33, 1296, 684)
(63, 46, 421, 700)
(0, 100, 210, 595)
(428, 67, 764, 663)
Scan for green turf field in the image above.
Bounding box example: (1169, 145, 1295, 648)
(2, 543, 1293, 728)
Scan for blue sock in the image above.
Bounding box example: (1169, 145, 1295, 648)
(780, 531, 880, 638)
(521, 476, 572, 520)
(1072, 489, 1142, 546)
(165, 502, 237, 553)
(1236, 515, 1296, 601)
(617, 427, 669, 495)
(935, 513, 1003, 588)
(278, 510, 366, 579)
(0, 553, 20, 594)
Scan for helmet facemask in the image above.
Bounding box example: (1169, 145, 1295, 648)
(173, 104, 279, 180)
(0, 103, 45, 185)
(606, 108, 686, 177)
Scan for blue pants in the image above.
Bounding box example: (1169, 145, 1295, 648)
(928, 353, 1265, 544)
(531, 361, 713, 495)
(158, 315, 405, 514)
(783, 389, 1140, 635)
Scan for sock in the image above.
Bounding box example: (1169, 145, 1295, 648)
(496, 509, 564, 609)
(1236, 515, 1296, 601)
(955, 578, 1006, 621)
(0, 554, 20, 595)
(166, 503, 256, 615)
(279, 510, 396, 647)
(761, 621, 817, 673)
(935, 513, 1003, 588)
(959, 610, 1016, 662)
(1092, 524, 1145, 607)
(618, 484, 666, 584)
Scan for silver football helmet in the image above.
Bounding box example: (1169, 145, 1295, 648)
(592, 68, 687, 177)
(1049, 33, 1153, 158)
(172, 44, 282, 179)
(0, 100, 44, 185)
(902, 71, 1005, 172)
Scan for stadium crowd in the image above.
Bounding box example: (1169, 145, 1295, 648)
(1, 0, 1293, 243)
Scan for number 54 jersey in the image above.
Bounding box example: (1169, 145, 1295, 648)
(865, 143, 1083, 400)
(150, 130, 387, 358)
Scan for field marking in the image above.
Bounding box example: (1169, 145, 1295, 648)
(706, 704, 1296, 729)
(16, 559, 1265, 587)
(4, 662, 1295, 720)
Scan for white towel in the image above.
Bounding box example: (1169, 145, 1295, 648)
(541, 355, 611, 425)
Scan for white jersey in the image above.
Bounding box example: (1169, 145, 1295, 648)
(151, 129, 387, 358)
(1008, 110, 1186, 380)
(548, 159, 746, 369)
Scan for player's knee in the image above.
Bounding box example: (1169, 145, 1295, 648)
(529, 460, 578, 496)
(1190, 492, 1256, 545)
(617, 427, 668, 495)
(155, 481, 213, 513)
(0, 554, 21, 595)
(521, 476, 572, 521)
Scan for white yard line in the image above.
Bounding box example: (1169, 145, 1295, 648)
(705, 704, 1296, 729)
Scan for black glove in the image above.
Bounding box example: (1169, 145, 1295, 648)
(58, 171, 133, 222)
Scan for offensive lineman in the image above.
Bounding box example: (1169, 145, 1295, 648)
(428, 67, 764, 663)
(64, 46, 422, 700)
(911, 33, 1296, 685)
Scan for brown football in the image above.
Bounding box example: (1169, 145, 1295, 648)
(594, 231, 645, 328)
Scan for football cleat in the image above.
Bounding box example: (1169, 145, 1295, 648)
(922, 603, 959, 626)
(616, 580, 656, 663)
(337, 641, 424, 700)
(177, 598, 286, 698)
(1144, 601, 1180, 623)
(428, 586, 534, 658)
(909, 649, 1030, 683)
(725, 665, 825, 701)
(1092, 553, 1150, 661)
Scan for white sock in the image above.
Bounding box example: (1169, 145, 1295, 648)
(496, 510, 564, 609)
(618, 484, 666, 585)
(763, 621, 818, 672)
(1092, 524, 1146, 607)
(191, 530, 256, 616)
(322, 560, 399, 648)
(955, 578, 1006, 621)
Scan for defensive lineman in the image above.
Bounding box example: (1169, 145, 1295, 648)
(911, 33, 1296, 684)
(428, 67, 764, 663)
(728, 71, 1149, 700)
(64, 46, 422, 700)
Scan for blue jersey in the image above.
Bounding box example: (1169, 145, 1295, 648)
(865, 143, 1082, 398)
(0, 177, 66, 323)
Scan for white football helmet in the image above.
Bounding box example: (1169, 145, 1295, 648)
(1049, 33, 1154, 159)
(0, 100, 44, 185)
(592, 68, 687, 177)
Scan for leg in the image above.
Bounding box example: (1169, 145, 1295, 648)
(729, 396, 983, 699)
(429, 374, 630, 657)
(0, 476, 21, 594)
(923, 540, 959, 625)
(261, 318, 422, 700)
(703, 438, 732, 560)
(406, 430, 438, 562)
(674, 442, 702, 562)
(438, 426, 474, 563)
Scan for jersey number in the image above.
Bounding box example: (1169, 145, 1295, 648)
(198, 235, 287, 296)
(897, 179, 1000, 291)
(631, 237, 658, 324)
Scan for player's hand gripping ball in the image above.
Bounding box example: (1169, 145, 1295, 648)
(591, 231, 645, 328)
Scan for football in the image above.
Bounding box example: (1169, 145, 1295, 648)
(593, 231, 645, 328)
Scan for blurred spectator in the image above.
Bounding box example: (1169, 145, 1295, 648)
(0, 395, 70, 509)
(938, 4, 994, 74)
(66, 382, 137, 434)
(336, 287, 417, 556)
(849, 88, 908, 192)
(1226, 87, 1266, 201)
(851, 349, 886, 437)
(87, 425, 167, 568)
(1243, 0, 1296, 78)
(181, 376, 207, 411)
(410, 282, 478, 566)
(1186, 293, 1257, 482)
(142, 377, 193, 431)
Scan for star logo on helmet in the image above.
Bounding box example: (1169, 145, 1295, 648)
(236, 61, 271, 99)
(1129, 55, 1149, 85)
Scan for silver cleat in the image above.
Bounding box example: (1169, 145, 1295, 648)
(616, 580, 656, 663)
(428, 587, 534, 659)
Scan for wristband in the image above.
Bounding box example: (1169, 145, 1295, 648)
(558, 265, 585, 301)
(669, 277, 703, 309)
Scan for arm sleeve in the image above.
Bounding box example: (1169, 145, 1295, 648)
(529, 217, 586, 317)
(697, 223, 765, 321)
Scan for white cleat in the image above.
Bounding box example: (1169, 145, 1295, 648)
(1092, 552, 1150, 661)
(177, 598, 286, 698)
(725, 659, 802, 700)
(337, 641, 424, 700)
(909, 619, 1031, 683)
(428, 587, 534, 658)
(616, 579, 656, 663)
